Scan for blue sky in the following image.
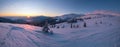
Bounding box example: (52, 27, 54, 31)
(0, 0, 120, 16)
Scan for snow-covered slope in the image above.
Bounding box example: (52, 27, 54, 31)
(54, 15, 120, 47)
(0, 15, 120, 47)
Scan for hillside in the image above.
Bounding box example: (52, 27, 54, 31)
(0, 14, 120, 47)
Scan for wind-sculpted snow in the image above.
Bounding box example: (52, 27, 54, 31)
(0, 15, 120, 47)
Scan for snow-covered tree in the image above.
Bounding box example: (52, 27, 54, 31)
(42, 20, 50, 33)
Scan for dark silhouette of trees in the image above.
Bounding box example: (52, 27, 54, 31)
(83, 22, 87, 27)
(70, 23, 73, 28)
(57, 25, 60, 28)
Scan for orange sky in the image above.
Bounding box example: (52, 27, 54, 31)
(0, 13, 60, 17)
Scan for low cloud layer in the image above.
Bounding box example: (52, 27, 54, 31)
(86, 10, 120, 16)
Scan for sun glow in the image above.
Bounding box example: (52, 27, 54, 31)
(27, 16, 30, 18)
(0, 13, 39, 17)
(0, 12, 59, 17)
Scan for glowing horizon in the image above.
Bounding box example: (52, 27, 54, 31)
(0, 13, 60, 17)
(0, 0, 64, 17)
(0, 0, 120, 17)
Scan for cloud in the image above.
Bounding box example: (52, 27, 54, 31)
(86, 10, 120, 16)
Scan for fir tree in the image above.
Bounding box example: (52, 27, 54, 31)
(83, 22, 87, 27)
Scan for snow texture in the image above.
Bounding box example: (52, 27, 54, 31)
(0, 15, 120, 47)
